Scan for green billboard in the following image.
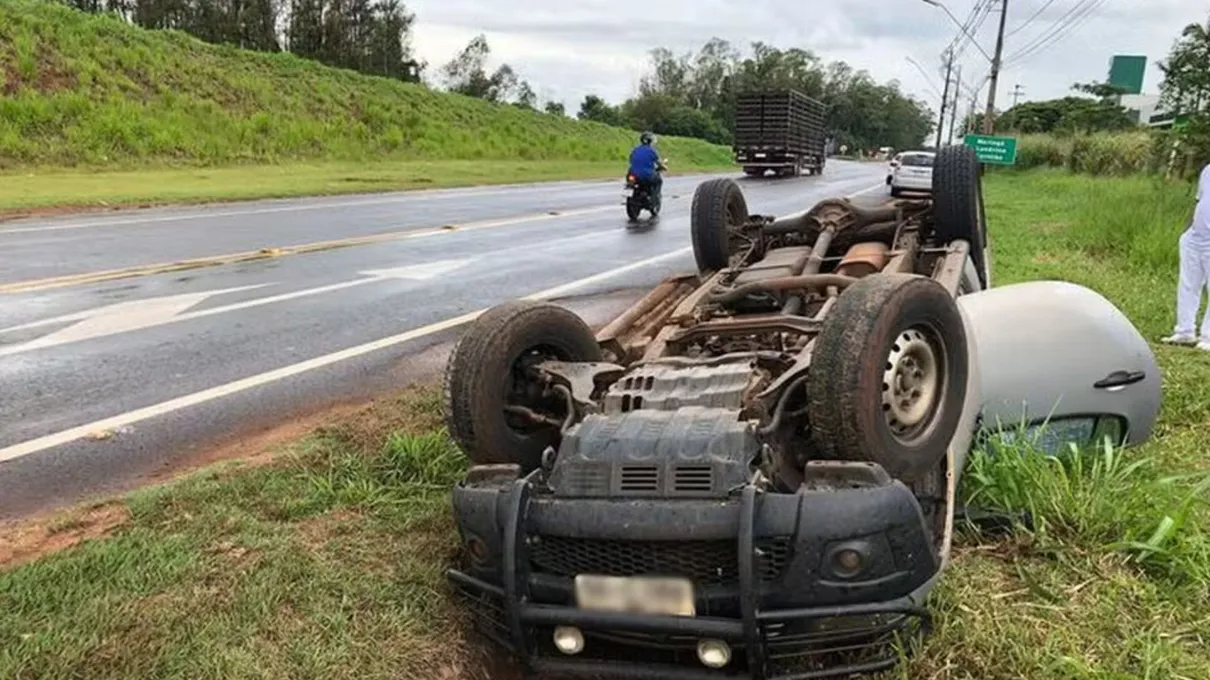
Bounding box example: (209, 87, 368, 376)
(1108, 55, 1147, 96)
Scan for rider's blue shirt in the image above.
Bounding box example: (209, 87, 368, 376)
(629, 144, 660, 180)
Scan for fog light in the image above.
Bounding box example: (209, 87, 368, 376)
(833, 548, 863, 576)
(696, 639, 731, 668)
(553, 626, 585, 655)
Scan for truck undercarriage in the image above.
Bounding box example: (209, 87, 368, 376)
(442, 146, 991, 679)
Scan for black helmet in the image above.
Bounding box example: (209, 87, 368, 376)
(640, 131, 654, 145)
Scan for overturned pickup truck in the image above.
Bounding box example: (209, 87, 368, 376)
(442, 146, 1161, 679)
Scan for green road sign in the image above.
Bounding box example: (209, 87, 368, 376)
(964, 134, 1018, 165)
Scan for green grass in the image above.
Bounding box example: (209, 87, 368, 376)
(899, 168, 1210, 679)
(0, 389, 481, 680)
(0, 0, 733, 210)
(3, 169, 1210, 679)
(0, 159, 720, 214)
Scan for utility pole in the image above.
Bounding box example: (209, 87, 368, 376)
(1011, 84, 1024, 108)
(950, 65, 962, 144)
(982, 0, 1009, 134)
(936, 49, 953, 148)
(967, 91, 979, 135)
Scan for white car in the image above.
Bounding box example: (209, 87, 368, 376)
(889, 150, 935, 197)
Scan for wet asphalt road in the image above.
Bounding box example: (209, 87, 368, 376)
(0, 161, 887, 519)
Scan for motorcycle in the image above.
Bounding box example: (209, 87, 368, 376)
(624, 160, 667, 222)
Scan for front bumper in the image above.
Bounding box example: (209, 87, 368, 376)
(447, 467, 941, 679)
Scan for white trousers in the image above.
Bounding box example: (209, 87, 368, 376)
(1174, 229, 1210, 341)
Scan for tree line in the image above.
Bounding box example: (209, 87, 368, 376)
(60, 0, 423, 82)
(574, 39, 936, 154)
(1158, 17, 1210, 166)
(974, 82, 1139, 136)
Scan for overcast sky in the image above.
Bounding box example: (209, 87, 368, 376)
(405, 0, 1203, 117)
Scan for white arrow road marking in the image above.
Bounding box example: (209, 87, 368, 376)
(0, 258, 472, 357)
(0, 285, 267, 353)
(0, 247, 692, 462)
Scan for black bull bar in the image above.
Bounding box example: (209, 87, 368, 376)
(446, 479, 935, 679)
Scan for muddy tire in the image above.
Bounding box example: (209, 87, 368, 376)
(443, 300, 602, 471)
(932, 144, 988, 288)
(805, 274, 969, 483)
(691, 178, 749, 273)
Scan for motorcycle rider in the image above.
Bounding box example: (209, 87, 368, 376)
(628, 131, 666, 204)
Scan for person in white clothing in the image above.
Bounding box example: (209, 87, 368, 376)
(1163, 162, 1210, 350)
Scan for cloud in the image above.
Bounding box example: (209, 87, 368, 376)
(406, 0, 1203, 116)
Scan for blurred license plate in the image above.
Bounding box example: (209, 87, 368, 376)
(574, 575, 695, 617)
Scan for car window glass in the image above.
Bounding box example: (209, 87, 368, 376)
(900, 154, 934, 167)
(981, 415, 1126, 457)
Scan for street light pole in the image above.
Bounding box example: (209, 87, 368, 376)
(936, 50, 953, 148)
(982, 0, 1009, 134)
(950, 65, 962, 144)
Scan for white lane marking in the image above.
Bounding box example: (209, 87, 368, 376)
(0, 185, 595, 234)
(851, 182, 890, 196)
(0, 259, 473, 356)
(0, 247, 693, 462)
(0, 285, 267, 353)
(0, 173, 728, 234)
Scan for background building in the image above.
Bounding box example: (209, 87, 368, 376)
(1105, 54, 1164, 126)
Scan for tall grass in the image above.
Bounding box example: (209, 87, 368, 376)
(0, 0, 732, 169)
(1013, 131, 1160, 176)
(963, 436, 1210, 584)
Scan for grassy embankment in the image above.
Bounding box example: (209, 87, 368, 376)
(0, 0, 733, 214)
(2, 168, 1208, 679)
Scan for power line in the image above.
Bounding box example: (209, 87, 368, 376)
(1005, 0, 1059, 38)
(1003, 0, 1106, 67)
(906, 55, 947, 102)
(944, 0, 994, 62)
(945, 0, 986, 56)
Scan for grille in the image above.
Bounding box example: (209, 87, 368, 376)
(529, 536, 793, 586)
(673, 465, 714, 492)
(619, 465, 659, 492)
(765, 611, 928, 677)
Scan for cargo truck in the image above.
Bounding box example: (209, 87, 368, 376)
(733, 89, 828, 178)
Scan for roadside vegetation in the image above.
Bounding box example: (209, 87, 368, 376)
(3, 168, 1209, 679)
(969, 16, 1210, 181)
(0, 1, 734, 212)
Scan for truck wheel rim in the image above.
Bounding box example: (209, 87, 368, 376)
(503, 346, 565, 434)
(881, 328, 942, 440)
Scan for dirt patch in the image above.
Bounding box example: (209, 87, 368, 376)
(145, 399, 374, 486)
(0, 502, 130, 570)
(0, 200, 151, 223)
